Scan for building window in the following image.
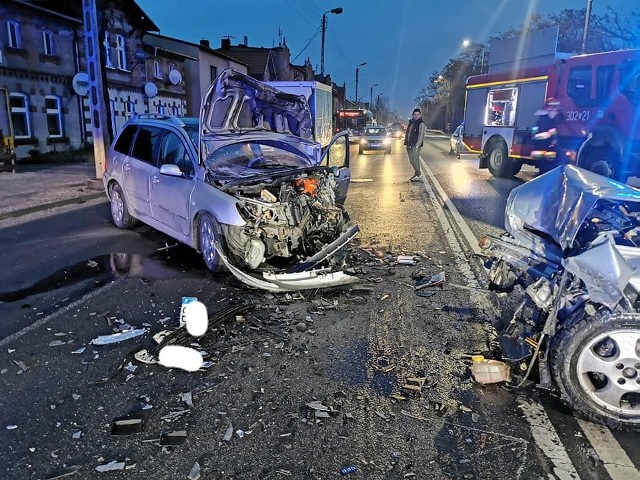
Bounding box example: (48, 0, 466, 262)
(103, 32, 113, 68)
(124, 100, 135, 120)
(210, 65, 218, 83)
(567, 66, 592, 100)
(154, 60, 162, 79)
(115, 34, 127, 70)
(7, 20, 21, 48)
(9, 93, 31, 138)
(45, 96, 63, 137)
(42, 30, 55, 55)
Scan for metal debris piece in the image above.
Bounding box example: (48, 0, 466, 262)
(153, 330, 173, 344)
(111, 414, 144, 436)
(306, 401, 330, 412)
(95, 461, 126, 472)
(159, 430, 187, 446)
(187, 462, 201, 480)
(49, 340, 66, 347)
(13, 360, 28, 371)
(400, 377, 427, 395)
(71, 347, 86, 354)
(134, 348, 157, 364)
(91, 329, 146, 345)
(315, 410, 330, 419)
(397, 255, 417, 265)
(223, 423, 233, 442)
(44, 465, 82, 479)
(72, 430, 82, 439)
(180, 392, 193, 408)
(414, 271, 446, 291)
(161, 409, 190, 421)
(124, 362, 138, 373)
(275, 469, 292, 476)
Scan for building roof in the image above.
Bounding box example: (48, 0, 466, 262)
(214, 45, 273, 78)
(144, 33, 247, 65)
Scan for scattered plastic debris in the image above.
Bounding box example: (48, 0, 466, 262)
(158, 345, 203, 372)
(71, 347, 86, 354)
(159, 430, 187, 446)
(415, 271, 446, 292)
(400, 377, 427, 395)
(223, 423, 233, 442)
(111, 414, 144, 436)
(180, 391, 193, 408)
(470, 355, 511, 384)
(91, 329, 146, 345)
(48, 340, 66, 347)
(187, 462, 201, 480)
(44, 464, 81, 479)
(95, 460, 125, 472)
(340, 465, 357, 476)
(6, 424, 17, 430)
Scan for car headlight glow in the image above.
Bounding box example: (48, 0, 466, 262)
(360, 138, 367, 145)
(383, 138, 391, 145)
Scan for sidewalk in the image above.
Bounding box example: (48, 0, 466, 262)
(0, 162, 104, 221)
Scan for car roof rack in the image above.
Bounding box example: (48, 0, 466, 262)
(131, 113, 186, 127)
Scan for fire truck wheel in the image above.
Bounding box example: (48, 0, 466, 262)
(487, 140, 518, 178)
(580, 148, 629, 183)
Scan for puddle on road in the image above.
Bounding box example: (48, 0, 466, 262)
(0, 248, 207, 303)
(330, 337, 399, 397)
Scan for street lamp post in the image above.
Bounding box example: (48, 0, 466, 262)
(355, 62, 367, 104)
(320, 7, 343, 76)
(370, 83, 378, 111)
(462, 39, 486, 74)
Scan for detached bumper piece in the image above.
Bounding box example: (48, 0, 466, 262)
(215, 225, 360, 292)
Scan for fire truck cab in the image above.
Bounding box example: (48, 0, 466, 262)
(464, 49, 640, 181)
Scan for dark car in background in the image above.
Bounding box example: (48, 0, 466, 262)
(387, 122, 404, 139)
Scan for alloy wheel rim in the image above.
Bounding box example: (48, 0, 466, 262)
(576, 329, 640, 417)
(200, 219, 215, 266)
(111, 190, 123, 224)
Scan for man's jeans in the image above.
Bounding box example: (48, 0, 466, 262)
(405, 145, 422, 176)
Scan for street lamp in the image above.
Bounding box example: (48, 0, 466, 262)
(320, 7, 343, 76)
(369, 83, 378, 111)
(462, 39, 486, 74)
(355, 62, 367, 104)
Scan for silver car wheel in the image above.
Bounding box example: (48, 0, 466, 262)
(577, 329, 640, 416)
(111, 188, 124, 226)
(199, 214, 222, 272)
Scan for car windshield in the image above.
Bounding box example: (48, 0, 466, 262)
(204, 140, 313, 178)
(364, 127, 386, 136)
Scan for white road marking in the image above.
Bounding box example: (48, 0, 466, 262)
(418, 155, 585, 480)
(519, 398, 582, 480)
(419, 159, 483, 256)
(576, 419, 639, 480)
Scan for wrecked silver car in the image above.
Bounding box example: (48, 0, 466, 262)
(104, 68, 358, 291)
(480, 165, 640, 431)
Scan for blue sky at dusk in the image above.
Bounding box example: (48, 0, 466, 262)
(136, 0, 629, 116)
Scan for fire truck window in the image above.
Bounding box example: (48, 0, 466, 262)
(596, 65, 615, 100)
(486, 88, 517, 127)
(567, 67, 592, 100)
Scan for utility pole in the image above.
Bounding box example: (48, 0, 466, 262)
(355, 62, 366, 104)
(369, 83, 378, 111)
(320, 7, 343, 76)
(82, 0, 110, 179)
(582, 0, 593, 54)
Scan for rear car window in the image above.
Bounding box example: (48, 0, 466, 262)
(113, 125, 137, 155)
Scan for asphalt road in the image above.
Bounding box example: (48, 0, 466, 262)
(0, 139, 638, 479)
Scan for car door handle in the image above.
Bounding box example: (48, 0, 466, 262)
(152, 176, 160, 184)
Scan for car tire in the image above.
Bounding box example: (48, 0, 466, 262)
(578, 147, 628, 183)
(549, 311, 640, 431)
(487, 140, 519, 178)
(109, 183, 136, 229)
(198, 213, 223, 272)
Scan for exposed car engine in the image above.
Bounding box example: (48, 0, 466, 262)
(221, 170, 350, 270)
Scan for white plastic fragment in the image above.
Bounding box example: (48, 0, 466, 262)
(158, 345, 203, 372)
(71, 347, 86, 354)
(91, 329, 146, 345)
(95, 460, 125, 472)
(184, 301, 208, 337)
(223, 423, 233, 442)
(187, 461, 201, 480)
(6, 424, 17, 430)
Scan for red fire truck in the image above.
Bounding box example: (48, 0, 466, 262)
(463, 49, 640, 181)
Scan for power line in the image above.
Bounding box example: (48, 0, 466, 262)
(292, 26, 321, 62)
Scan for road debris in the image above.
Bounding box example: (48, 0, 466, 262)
(396, 255, 417, 265)
(340, 465, 357, 475)
(91, 328, 146, 345)
(470, 355, 511, 384)
(44, 465, 81, 479)
(159, 430, 187, 446)
(158, 345, 203, 372)
(400, 377, 427, 395)
(223, 423, 233, 442)
(111, 414, 144, 436)
(187, 461, 201, 480)
(414, 271, 445, 291)
(95, 460, 126, 472)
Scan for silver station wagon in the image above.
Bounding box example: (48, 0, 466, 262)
(103, 68, 359, 291)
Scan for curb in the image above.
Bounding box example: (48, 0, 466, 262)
(0, 192, 104, 221)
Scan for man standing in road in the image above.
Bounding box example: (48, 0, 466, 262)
(404, 108, 426, 181)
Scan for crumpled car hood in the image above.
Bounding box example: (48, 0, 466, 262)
(201, 68, 314, 142)
(505, 165, 640, 253)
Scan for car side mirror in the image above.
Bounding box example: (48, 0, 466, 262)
(159, 164, 184, 177)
